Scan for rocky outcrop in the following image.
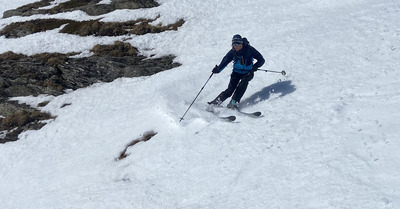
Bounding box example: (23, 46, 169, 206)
(0, 42, 180, 98)
(0, 42, 180, 143)
(2, 0, 159, 18)
(0, 18, 185, 38)
(0, 19, 73, 38)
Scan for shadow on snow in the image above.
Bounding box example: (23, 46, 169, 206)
(240, 80, 296, 108)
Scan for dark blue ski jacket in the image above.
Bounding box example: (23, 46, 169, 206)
(218, 45, 265, 74)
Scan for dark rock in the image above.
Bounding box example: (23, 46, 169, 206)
(0, 18, 185, 39)
(2, 0, 159, 18)
(2, 0, 52, 18)
(0, 43, 180, 97)
(0, 99, 30, 118)
(0, 42, 180, 143)
(0, 19, 73, 38)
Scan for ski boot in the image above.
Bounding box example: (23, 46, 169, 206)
(207, 97, 222, 106)
(227, 99, 239, 109)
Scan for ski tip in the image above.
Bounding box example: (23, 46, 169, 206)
(253, 112, 262, 117)
(227, 116, 236, 121)
(220, 115, 236, 121)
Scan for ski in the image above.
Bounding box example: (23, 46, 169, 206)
(237, 110, 262, 118)
(206, 105, 236, 122)
(218, 115, 237, 122)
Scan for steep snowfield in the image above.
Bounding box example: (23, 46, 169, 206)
(1, 0, 399, 208)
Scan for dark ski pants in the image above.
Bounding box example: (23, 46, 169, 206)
(218, 71, 254, 103)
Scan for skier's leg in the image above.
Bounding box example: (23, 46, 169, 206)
(220, 72, 242, 101)
(208, 72, 242, 105)
(232, 71, 254, 102)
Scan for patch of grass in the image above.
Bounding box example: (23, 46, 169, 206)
(15, 0, 52, 11)
(60, 19, 103, 36)
(59, 17, 185, 37)
(0, 109, 55, 143)
(0, 19, 72, 38)
(42, 79, 64, 92)
(37, 101, 50, 107)
(0, 110, 54, 131)
(0, 51, 26, 61)
(3, 0, 160, 18)
(0, 16, 185, 38)
(32, 52, 68, 65)
(30, 52, 78, 66)
(51, 0, 96, 11)
(91, 41, 138, 57)
(117, 131, 157, 160)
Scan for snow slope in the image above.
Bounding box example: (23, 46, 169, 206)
(1, 0, 400, 208)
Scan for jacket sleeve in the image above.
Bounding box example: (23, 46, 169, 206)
(250, 46, 265, 69)
(217, 49, 234, 72)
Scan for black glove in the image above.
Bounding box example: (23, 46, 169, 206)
(251, 66, 258, 72)
(212, 65, 220, 74)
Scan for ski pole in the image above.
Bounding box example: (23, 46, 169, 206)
(179, 72, 214, 122)
(258, 69, 286, 75)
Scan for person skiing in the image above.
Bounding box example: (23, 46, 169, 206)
(208, 34, 265, 109)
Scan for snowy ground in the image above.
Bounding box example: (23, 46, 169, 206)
(1, 0, 400, 208)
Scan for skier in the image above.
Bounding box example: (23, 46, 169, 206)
(208, 34, 265, 109)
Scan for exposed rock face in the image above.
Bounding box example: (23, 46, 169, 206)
(0, 43, 180, 97)
(0, 42, 180, 142)
(0, 18, 185, 38)
(2, 0, 159, 18)
(0, 19, 73, 38)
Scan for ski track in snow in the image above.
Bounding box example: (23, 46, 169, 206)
(1, 0, 400, 208)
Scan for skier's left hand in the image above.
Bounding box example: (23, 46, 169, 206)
(212, 65, 220, 73)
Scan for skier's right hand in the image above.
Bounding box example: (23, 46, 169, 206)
(212, 65, 220, 74)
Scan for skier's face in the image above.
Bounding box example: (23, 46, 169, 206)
(232, 43, 243, 51)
